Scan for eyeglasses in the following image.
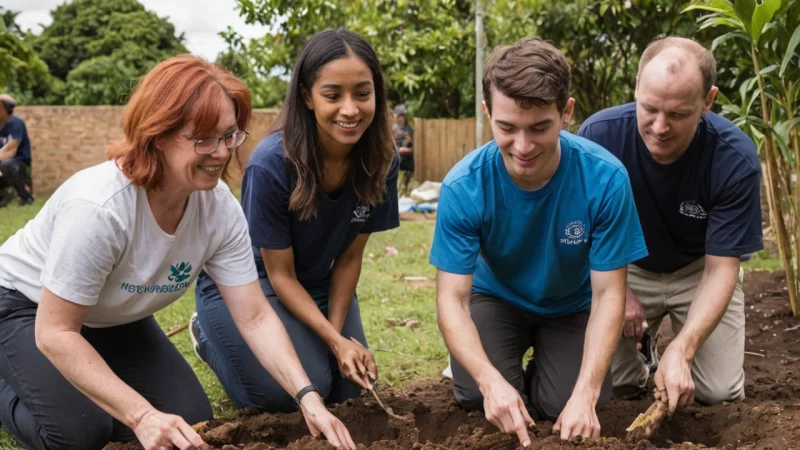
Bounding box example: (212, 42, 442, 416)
(182, 130, 249, 155)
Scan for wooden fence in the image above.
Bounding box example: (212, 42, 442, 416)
(412, 117, 493, 182)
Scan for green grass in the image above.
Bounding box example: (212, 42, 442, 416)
(0, 197, 443, 448)
(741, 249, 783, 271)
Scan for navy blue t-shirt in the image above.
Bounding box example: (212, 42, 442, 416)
(242, 132, 400, 297)
(0, 115, 31, 166)
(578, 103, 763, 273)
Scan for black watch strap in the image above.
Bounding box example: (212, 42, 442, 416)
(293, 384, 320, 409)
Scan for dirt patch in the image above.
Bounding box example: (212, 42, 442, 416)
(106, 270, 800, 450)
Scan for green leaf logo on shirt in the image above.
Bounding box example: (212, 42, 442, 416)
(168, 261, 193, 283)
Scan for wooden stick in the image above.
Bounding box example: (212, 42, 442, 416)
(626, 400, 669, 442)
(745, 351, 766, 358)
(166, 323, 189, 338)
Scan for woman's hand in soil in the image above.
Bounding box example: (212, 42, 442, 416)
(133, 408, 209, 450)
(479, 373, 534, 447)
(654, 344, 695, 413)
(299, 391, 357, 450)
(553, 394, 601, 441)
(332, 336, 377, 390)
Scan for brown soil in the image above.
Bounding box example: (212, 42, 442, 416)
(106, 270, 800, 450)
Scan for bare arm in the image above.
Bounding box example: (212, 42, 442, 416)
(575, 267, 627, 402)
(436, 269, 533, 446)
(218, 280, 356, 450)
(262, 248, 374, 388)
(436, 270, 496, 385)
(219, 280, 319, 397)
(654, 255, 740, 412)
(554, 267, 626, 440)
(263, 247, 342, 349)
(671, 255, 739, 359)
(327, 234, 370, 334)
(35, 287, 206, 450)
(0, 138, 19, 161)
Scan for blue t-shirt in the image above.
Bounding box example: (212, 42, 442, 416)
(0, 115, 31, 166)
(429, 131, 648, 317)
(578, 103, 763, 273)
(242, 132, 400, 297)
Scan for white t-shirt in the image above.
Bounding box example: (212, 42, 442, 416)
(0, 161, 258, 327)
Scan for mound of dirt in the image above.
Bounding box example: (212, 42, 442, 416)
(105, 270, 800, 450)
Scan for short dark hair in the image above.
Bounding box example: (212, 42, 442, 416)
(482, 37, 571, 114)
(638, 37, 716, 96)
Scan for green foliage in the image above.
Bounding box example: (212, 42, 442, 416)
(0, 8, 64, 104)
(230, 0, 707, 121)
(32, 0, 188, 105)
(235, 0, 476, 118)
(215, 27, 288, 109)
(684, 0, 800, 314)
(490, 0, 701, 122)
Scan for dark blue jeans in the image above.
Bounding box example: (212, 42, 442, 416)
(194, 273, 367, 413)
(0, 287, 212, 450)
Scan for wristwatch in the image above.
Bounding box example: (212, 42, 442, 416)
(293, 384, 320, 409)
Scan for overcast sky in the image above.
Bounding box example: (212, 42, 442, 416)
(5, 0, 271, 61)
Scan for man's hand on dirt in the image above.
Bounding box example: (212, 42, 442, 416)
(623, 289, 647, 347)
(133, 408, 210, 450)
(299, 391, 357, 450)
(654, 344, 694, 413)
(553, 393, 600, 441)
(332, 336, 377, 390)
(479, 372, 534, 447)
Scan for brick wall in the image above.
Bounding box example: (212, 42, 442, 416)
(15, 106, 279, 195)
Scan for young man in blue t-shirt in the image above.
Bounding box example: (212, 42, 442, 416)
(0, 94, 34, 207)
(430, 37, 648, 445)
(579, 37, 763, 413)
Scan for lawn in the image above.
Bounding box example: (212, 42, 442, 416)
(0, 196, 444, 448)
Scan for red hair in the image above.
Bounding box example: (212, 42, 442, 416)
(107, 54, 252, 188)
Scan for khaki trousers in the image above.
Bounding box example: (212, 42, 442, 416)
(611, 257, 745, 404)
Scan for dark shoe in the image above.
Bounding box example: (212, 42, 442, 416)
(639, 330, 658, 374)
(189, 312, 203, 361)
(0, 191, 12, 208)
(18, 196, 34, 206)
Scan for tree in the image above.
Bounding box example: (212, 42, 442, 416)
(488, 0, 702, 122)
(0, 8, 64, 104)
(33, 0, 188, 105)
(215, 27, 287, 109)
(232, 0, 710, 121)
(235, 0, 477, 118)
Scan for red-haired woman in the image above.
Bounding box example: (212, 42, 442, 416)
(0, 55, 356, 450)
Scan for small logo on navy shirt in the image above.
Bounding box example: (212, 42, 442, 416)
(351, 204, 371, 223)
(679, 201, 707, 219)
(561, 221, 588, 245)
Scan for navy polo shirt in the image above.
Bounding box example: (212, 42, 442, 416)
(241, 132, 400, 297)
(578, 103, 763, 273)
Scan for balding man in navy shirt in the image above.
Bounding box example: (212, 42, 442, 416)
(579, 37, 763, 413)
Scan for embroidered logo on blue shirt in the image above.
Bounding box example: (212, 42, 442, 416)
(561, 221, 588, 245)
